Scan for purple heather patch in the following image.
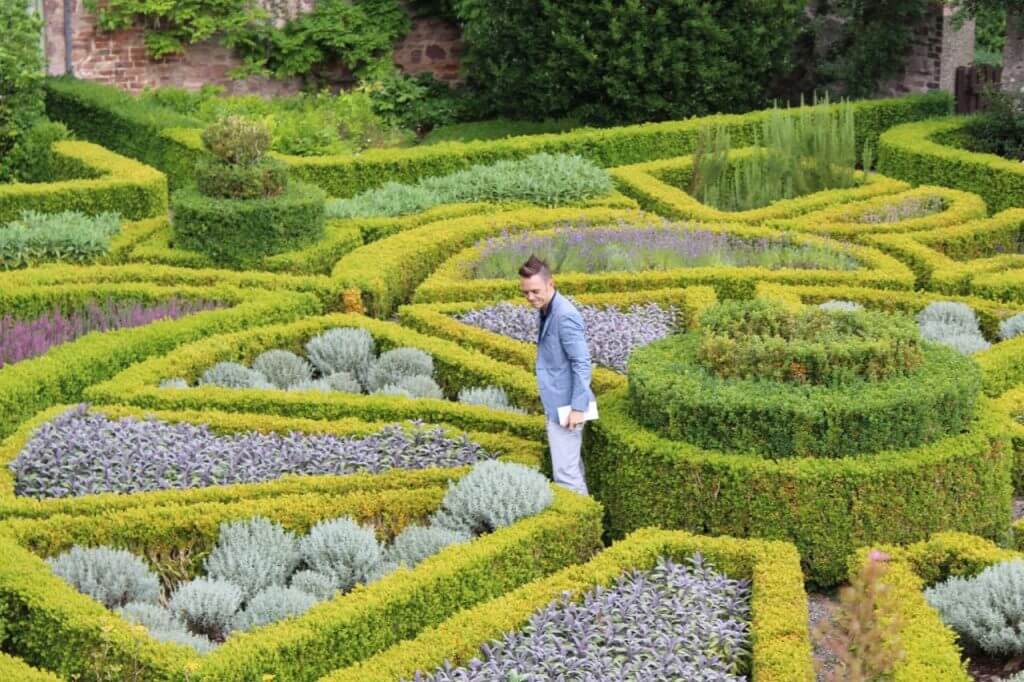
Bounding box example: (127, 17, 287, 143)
(457, 300, 679, 373)
(10, 406, 495, 499)
(0, 298, 223, 368)
(408, 554, 752, 682)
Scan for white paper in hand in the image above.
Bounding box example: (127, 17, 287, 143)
(557, 401, 599, 428)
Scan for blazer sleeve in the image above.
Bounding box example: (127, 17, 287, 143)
(558, 311, 593, 411)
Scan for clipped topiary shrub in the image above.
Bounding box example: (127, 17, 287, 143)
(47, 546, 161, 609)
(430, 460, 554, 535)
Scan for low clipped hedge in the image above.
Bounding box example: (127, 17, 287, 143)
(45, 76, 950, 196)
(82, 313, 546, 438)
(990, 387, 1024, 493)
(865, 208, 1024, 291)
(612, 149, 910, 224)
(767, 185, 988, 240)
(0, 481, 603, 681)
(0, 653, 60, 682)
(629, 332, 980, 458)
(414, 219, 915, 306)
(171, 181, 326, 268)
(0, 140, 167, 223)
(323, 528, 813, 682)
(583, 389, 1012, 586)
(848, 532, 1024, 681)
(397, 286, 718, 395)
(0, 402, 543, 519)
(877, 117, 1024, 213)
(0, 286, 322, 439)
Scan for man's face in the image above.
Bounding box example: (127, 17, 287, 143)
(520, 273, 555, 309)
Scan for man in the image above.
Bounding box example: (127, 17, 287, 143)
(519, 255, 594, 496)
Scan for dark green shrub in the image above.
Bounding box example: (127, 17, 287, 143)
(0, 0, 45, 182)
(961, 89, 1024, 161)
(628, 332, 981, 458)
(697, 300, 923, 385)
(171, 181, 326, 267)
(4, 119, 70, 183)
(446, 0, 805, 124)
(195, 157, 288, 200)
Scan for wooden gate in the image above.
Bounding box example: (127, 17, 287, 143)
(955, 64, 1003, 114)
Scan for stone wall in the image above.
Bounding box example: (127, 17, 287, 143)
(41, 0, 462, 94)
(876, 3, 974, 97)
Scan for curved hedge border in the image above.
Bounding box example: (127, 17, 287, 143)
(877, 116, 1024, 213)
(82, 313, 547, 438)
(865, 208, 1024, 291)
(612, 149, 909, 224)
(332, 206, 641, 317)
(45, 77, 951, 196)
(0, 653, 60, 682)
(847, 532, 1024, 681)
(0, 482, 602, 681)
(583, 389, 1012, 586)
(767, 185, 987, 240)
(413, 219, 916, 305)
(990, 387, 1024, 493)
(397, 286, 718, 395)
(0, 140, 167, 223)
(0, 285, 321, 439)
(629, 332, 980, 457)
(323, 528, 813, 682)
(0, 402, 542, 519)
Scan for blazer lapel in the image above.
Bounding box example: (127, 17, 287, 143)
(538, 292, 558, 342)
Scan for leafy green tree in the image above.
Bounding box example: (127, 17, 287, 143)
(0, 0, 45, 181)
(950, 1, 1024, 90)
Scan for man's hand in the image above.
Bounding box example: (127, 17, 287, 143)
(566, 409, 585, 430)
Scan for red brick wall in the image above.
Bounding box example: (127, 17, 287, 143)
(42, 0, 463, 94)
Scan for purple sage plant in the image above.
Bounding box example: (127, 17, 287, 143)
(407, 554, 753, 682)
(11, 406, 496, 499)
(0, 298, 223, 368)
(458, 300, 679, 373)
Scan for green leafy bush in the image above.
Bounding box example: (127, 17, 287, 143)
(0, 0, 45, 181)
(195, 156, 288, 200)
(3, 119, 70, 183)
(0, 210, 122, 269)
(960, 89, 1024, 161)
(326, 153, 613, 219)
(445, 0, 805, 124)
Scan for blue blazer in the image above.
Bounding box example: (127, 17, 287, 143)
(536, 291, 594, 421)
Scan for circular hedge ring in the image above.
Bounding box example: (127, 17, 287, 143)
(628, 332, 981, 458)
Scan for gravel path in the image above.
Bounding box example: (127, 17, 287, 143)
(807, 591, 839, 680)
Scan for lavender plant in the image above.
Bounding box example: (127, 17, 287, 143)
(458, 300, 679, 373)
(471, 221, 860, 279)
(407, 555, 752, 681)
(0, 297, 221, 368)
(11, 407, 496, 499)
(856, 195, 945, 224)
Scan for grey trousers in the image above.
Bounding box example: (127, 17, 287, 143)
(546, 419, 588, 496)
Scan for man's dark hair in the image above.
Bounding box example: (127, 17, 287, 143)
(518, 255, 552, 280)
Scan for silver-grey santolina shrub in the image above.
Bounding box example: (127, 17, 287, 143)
(366, 347, 434, 391)
(304, 327, 376, 387)
(199, 361, 271, 389)
(407, 554, 752, 682)
(917, 301, 990, 355)
(456, 385, 526, 414)
(430, 460, 553, 536)
(818, 299, 864, 312)
(252, 349, 314, 389)
(926, 559, 1024, 656)
(48, 546, 161, 609)
(387, 524, 472, 567)
(325, 370, 362, 393)
(289, 570, 338, 601)
(203, 517, 301, 600)
(298, 516, 385, 591)
(232, 585, 319, 631)
(999, 312, 1024, 341)
(168, 577, 244, 641)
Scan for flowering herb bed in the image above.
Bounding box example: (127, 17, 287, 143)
(10, 406, 495, 499)
(0, 297, 222, 368)
(457, 300, 679, 373)
(470, 222, 862, 279)
(407, 554, 752, 681)
(856, 195, 946, 224)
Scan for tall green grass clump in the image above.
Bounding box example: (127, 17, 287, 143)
(691, 96, 866, 211)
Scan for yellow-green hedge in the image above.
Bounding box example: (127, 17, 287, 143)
(865, 209, 1024, 291)
(332, 206, 641, 317)
(612, 149, 909, 224)
(0, 402, 542, 520)
(0, 483, 603, 681)
(0, 286, 322, 439)
(413, 219, 915, 305)
(0, 140, 167, 224)
(397, 287, 717, 395)
(989, 387, 1024, 493)
(82, 313, 547, 439)
(0, 653, 61, 681)
(877, 116, 1024, 213)
(848, 532, 1024, 681)
(767, 185, 987, 240)
(323, 528, 813, 682)
(584, 389, 1012, 586)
